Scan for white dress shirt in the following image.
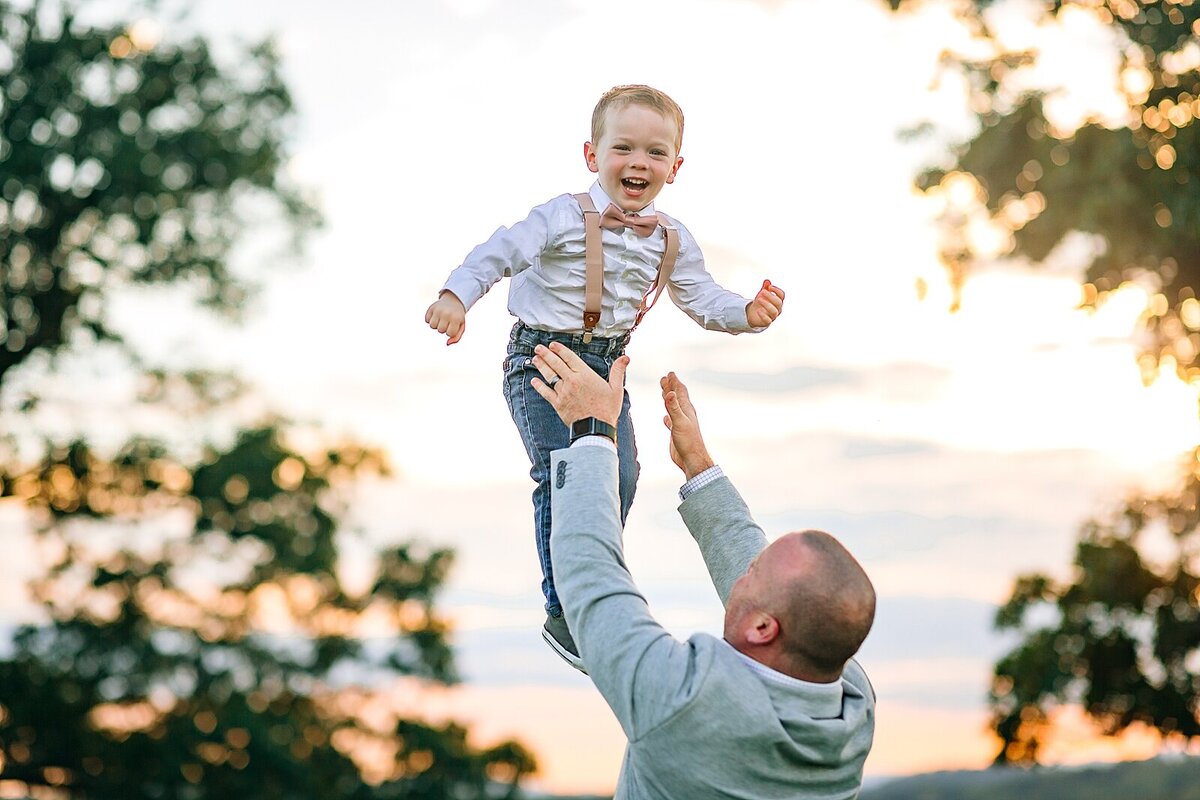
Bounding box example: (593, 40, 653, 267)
(441, 182, 759, 338)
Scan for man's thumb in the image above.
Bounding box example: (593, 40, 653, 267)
(610, 355, 630, 389)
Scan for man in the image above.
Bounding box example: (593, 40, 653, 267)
(529, 341, 877, 799)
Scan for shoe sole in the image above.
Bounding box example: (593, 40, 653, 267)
(541, 627, 588, 675)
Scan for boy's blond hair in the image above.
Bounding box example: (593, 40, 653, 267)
(591, 85, 685, 152)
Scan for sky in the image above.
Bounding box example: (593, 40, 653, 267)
(7, 0, 1200, 795)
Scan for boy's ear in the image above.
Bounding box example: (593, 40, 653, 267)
(666, 156, 684, 184)
(583, 142, 599, 174)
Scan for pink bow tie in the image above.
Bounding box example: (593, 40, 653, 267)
(600, 203, 660, 237)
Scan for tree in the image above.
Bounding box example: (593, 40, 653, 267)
(887, 0, 1200, 764)
(0, 2, 534, 796)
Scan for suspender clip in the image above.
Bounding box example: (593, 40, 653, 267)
(583, 311, 600, 343)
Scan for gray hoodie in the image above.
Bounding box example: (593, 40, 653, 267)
(550, 446, 875, 799)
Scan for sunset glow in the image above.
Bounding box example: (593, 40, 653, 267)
(3, 0, 1196, 794)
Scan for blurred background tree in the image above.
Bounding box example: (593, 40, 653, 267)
(887, 0, 1200, 766)
(0, 1, 534, 796)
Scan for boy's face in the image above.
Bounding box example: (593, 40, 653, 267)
(584, 103, 683, 213)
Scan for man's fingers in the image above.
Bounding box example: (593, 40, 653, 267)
(661, 371, 680, 397)
(552, 341, 597, 374)
(530, 354, 565, 389)
(538, 342, 587, 374)
(662, 373, 697, 420)
(530, 377, 559, 407)
(533, 343, 577, 377)
(672, 377, 694, 412)
(664, 390, 687, 424)
(529, 352, 560, 385)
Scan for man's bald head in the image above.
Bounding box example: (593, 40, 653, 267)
(772, 530, 876, 675)
(725, 530, 876, 682)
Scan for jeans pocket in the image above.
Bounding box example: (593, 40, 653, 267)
(502, 351, 536, 415)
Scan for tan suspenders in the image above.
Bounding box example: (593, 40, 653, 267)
(573, 193, 679, 343)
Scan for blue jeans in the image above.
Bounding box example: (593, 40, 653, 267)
(503, 321, 639, 617)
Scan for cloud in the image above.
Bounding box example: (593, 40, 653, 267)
(840, 437, 941, 459)
(862, 596, 1007, 662)
(692, 364, 862, 393)
(688, 360, 952, 398)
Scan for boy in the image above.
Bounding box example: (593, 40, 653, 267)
(425, 85, 785, 671)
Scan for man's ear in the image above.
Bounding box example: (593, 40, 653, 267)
(583, 142, 599, 173)
(746, 612, 780, 646)
(665, 156, 684, 184)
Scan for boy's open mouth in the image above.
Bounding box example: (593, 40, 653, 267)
(622, 178, 648, 191)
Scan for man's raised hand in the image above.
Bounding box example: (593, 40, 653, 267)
(661, 372, 714, 480)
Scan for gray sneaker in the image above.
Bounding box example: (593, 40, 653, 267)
(542, 613, 587, 674)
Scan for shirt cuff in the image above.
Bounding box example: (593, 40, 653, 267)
(439, 279, 479, 312)
(570, 435, 618, 454)
(679, 465, 724, 502)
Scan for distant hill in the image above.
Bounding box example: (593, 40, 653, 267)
(531, 756, 1200, 800)
(861, 756, 1200, 800)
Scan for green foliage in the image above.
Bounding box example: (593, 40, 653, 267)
(0, 0, 317, 384)
(886, 0, 1200, 765)
(0, 1, 535, 796)
(989, 459, 1200, 764)
(894, 0, 1200, 381)
(860, 756, 1200, 800)
(0, 424, 537, 794)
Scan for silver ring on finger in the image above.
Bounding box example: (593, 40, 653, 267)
(547, 376, 561, 390)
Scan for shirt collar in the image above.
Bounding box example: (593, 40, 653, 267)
(588, 180, 656, 218)
(724, 640, 842, 693)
